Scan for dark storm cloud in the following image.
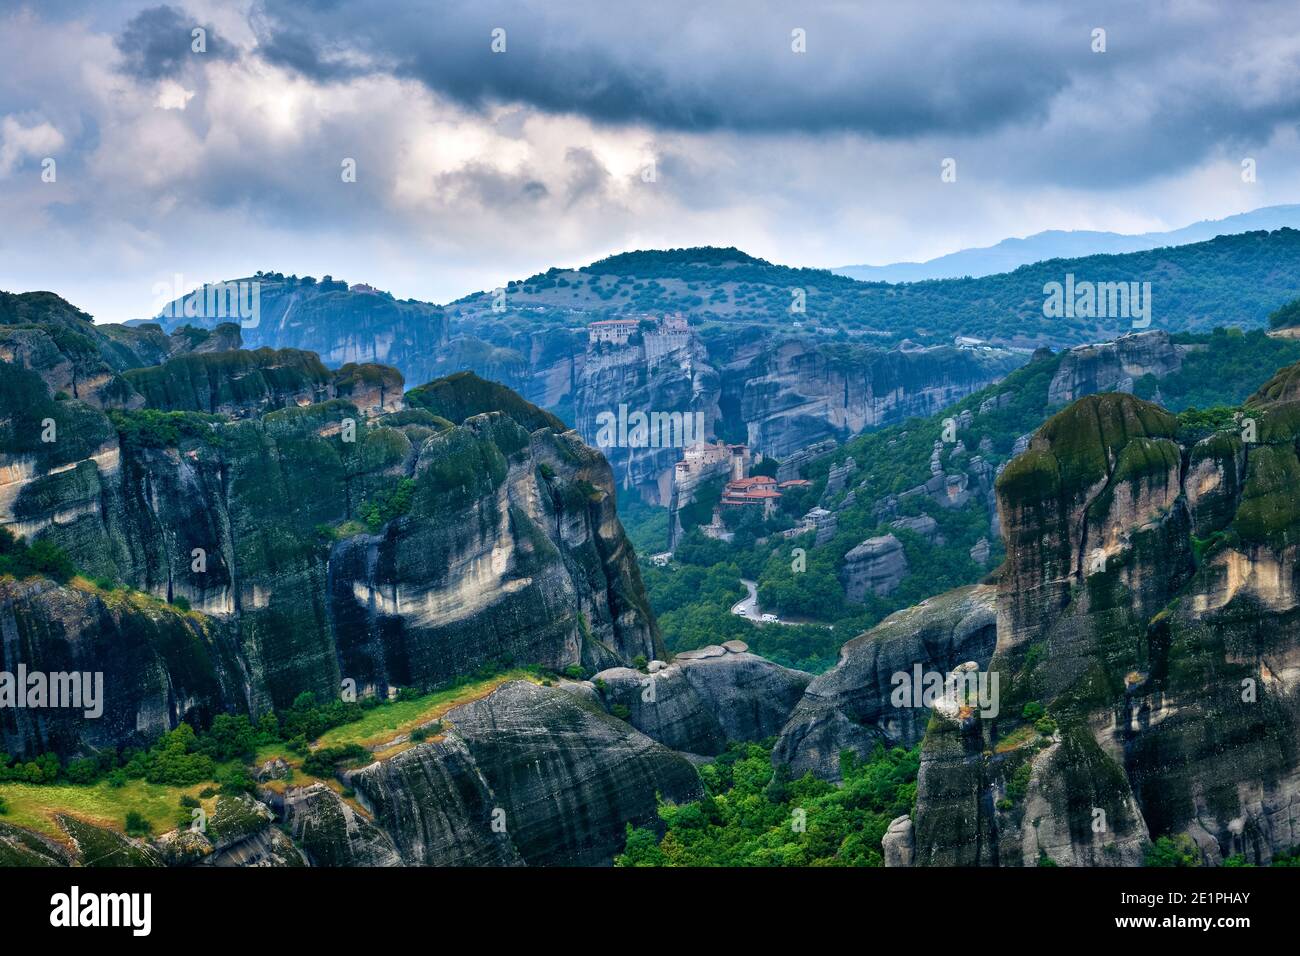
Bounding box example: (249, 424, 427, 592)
(240, 0, 1300, 189)
(253, 0, 1074, 137)
(115, 4, 233, 79)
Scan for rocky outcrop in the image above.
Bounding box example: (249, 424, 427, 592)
(440, 681, 702, 865)
(148, 275, 449, 386)
(890, 514, 943, 544)
(156, 794, 307, 867)
(0, 361, 659, 751)
(671, 642, 813, 742)
(348, 735, 524, 866)
(736, 340, 1023, 458)
(269, 679, 707, 867)
(773, 584, 998, 781)
(842, 534, 908, 601)
(1046, 330, 1180, 406)
(0, 291, 188, 407)
(905, 387, 1300, 866)
(0, 577, 244, 759)
(591, 665, 728, 756)
(283, 783, 403, 867)
(882, 815, 915, 867)
(0, 821, 72, 867)
(593, 642, 812, 756)
(572, 334, 721, 504)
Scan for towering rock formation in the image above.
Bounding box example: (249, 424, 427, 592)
(734, 340, 1023, 458)
(593, 641, 812, 756)
(148, 275, 449, 386)
(572, 329, 721, 504)
(0, 353, 659, 750)
(1046, 330, 1181, 406)
(906, 387, 1300, 866)
(773, 585, 997, 780)
(841, 534, 909, 602)
(354, 681, 702, 866)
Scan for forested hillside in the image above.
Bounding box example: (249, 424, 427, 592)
(447, 230, 1300, 348)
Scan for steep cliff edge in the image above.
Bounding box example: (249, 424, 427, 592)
(736, 340, 1023, 458)
(906, 388, 1300, 866)
(774, 585, 997, 781)
(0, 355, 659, 754)
(1046, 330, 1182, 405)
(148, 275, 449, 386)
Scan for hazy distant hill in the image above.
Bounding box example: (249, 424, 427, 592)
(834, 204, 1300, 283)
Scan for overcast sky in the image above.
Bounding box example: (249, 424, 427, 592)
(2, 0, 1300, 322)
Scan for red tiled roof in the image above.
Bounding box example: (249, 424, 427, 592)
(724, 488, 781, 500)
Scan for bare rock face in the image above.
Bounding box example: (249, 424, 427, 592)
(282, 783, 403, 867)
(591, 665, 728, 756)
(0, 577, 244, 759)
(738, 339, 1023, 458)
(1046, 330, 1181, 406)
(890, 513, 943, 544)
(284, 680, 706, 867)
(882, 815, 915, 867)
(673, 643, 814, 742)
(572, 332, 721, 505)
(433, 681, 703, 865)
(842, 533, 908, 602)
(909, 386, 1300, 867)
(348, 736, 524, 866)
(594, 644, 813, 755)
(773, 584, 997, 781)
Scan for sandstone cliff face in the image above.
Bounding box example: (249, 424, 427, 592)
(150, 277, 449, 387)
(592, 642, 812, 756)
(841, 533, 908, 602)
(436, 680, 701, 864)
(773, 585, 997, 781)
(0, 359, 659, 754)
(736, 340, 1023, 458)
(906, 387, 1300, 866)
(0, 577, 244, 759)
(343, 680, 703, 866)
(118, 348, 404, 418)
(0, 291, 227, 408)
(573, 336, 721, 504)
(348, 735, 524, 866)
(1046, 330, 1180, 406)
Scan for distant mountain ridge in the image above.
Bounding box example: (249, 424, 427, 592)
(834, 204, 1300, 283)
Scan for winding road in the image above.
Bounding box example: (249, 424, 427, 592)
(730, 578, 761, 620)
(731, 578, 792, 625)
